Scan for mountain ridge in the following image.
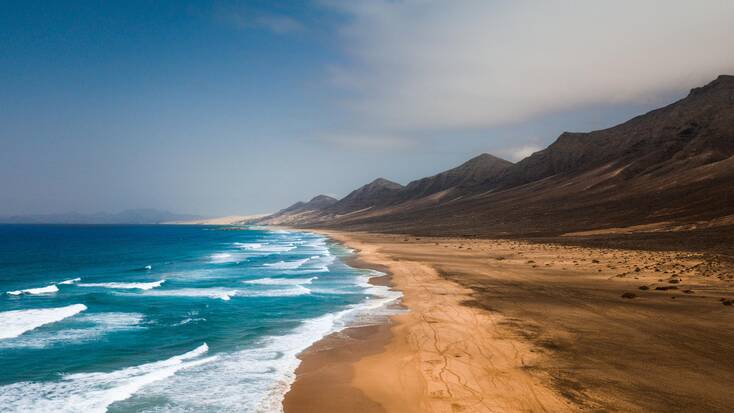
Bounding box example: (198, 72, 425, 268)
(256, 75, 734, 237)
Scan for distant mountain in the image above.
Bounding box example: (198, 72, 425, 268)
(282, 195, 338, 214)
(0, 209, 204, 224)
(255, 156, 512, 225)
(257, 195, 338, 225)
(257, 75, 734, 237)
(327, 178, 404, 214)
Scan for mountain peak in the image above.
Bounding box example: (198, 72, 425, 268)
(462, 153, 513, 168)
(366, 178, 404, 190)
(454, 153, 512, 169)
(689, 74, 734, 96)
(398, 152, 513, 201)
(328, 178, 404, 213)
(261, 193, 338, 223)
(308, 194, 338, 204)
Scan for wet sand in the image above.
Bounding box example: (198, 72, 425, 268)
(284, 231, 734, 412)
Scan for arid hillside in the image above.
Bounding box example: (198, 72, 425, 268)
(257, 75, 734, 240)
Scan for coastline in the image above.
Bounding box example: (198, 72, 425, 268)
(282, 232, 400, 413)
(284, 230, 570, 413)
(284, 230, 734, 412)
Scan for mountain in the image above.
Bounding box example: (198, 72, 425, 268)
(255, 156, 512, 225)
(495, 74, 734, 190)
(335, 75, 734, 236)
(0, 209, 204, 224)
(259, 75, 734, 237)
(257, 195, 337, 225)
(326, 178, 404, 214)
(399, 153, 512, 201)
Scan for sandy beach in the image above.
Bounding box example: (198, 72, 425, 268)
(284, 231, 734, 413)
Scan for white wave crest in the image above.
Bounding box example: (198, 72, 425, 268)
(239, 285, 311, 298)
(235, 242, 296, 253)
(243, 277, 317, 286)
(263, 258, 309, 270)
(0, 312, 144, 349)
(126, 268, 400, 412)
(233, 242, 262, 250)
(78, 280, 165, 290)
(6, 285, 59, 296)
(139, 288, 238, 301)
(209, 253, 245, 264)
(139, 285, 311, 301)
(58, 278, 81, 285)
(0, 343, 216, 413)
(0, 304, 87, 340)
(135, 312, 346, 412)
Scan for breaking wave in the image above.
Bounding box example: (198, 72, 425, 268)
(0, 343, 216, 413)
(0, 304, 87, 340)
(77, 280, 165, 290)
(243, 277, 317, 286)
(6, 285, 59, 296)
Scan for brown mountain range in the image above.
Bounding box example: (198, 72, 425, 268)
(257, 195, 337, 225)
(257, 75, 734, 239)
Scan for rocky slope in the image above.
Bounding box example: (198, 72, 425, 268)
(257, 75, 734, 236)
(257, 195, 337, 225)
(398, 153, 512, 201)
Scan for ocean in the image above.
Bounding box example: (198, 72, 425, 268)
(0, 225, 400, 412)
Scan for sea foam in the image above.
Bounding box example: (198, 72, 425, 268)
(129, 313, 348, 412)
(0, 312, 144, 349)
(58, 278, 81, 285)
(127, 273, 401, 413)
(263, 258, 310, 270)
(235, 242, 296, 253)
(138, 285, 311, 301)
(6, 285, 59, 296)
(243, 277, 317, 286)
(210, 253, 245, 264)
(0, 304, 87, 340)
(77, 280, 165, 290)
(139, 288, 238, 301)
(0, 343, 216, 413)
(233, 242, 262, 250)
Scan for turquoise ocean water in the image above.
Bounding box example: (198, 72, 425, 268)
(0, 225, 399, 412)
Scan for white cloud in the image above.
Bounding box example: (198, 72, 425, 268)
(325, 0, 734, 131)
(214, 7, 305, 34)
(500, 145, 543, 162)
(253, 15, 305, 34)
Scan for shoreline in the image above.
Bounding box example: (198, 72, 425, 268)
(282, 231, 400, 413)
(284, 230, 734, 412)
(284, 230, 570, 413)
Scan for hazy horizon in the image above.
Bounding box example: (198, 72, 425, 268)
(2, 1, 733, 216)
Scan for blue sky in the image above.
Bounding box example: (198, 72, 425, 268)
(2, 1, 733, 216)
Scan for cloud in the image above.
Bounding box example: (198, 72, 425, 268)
(325, 1, 734, 131)
(500, 145, 543, 162)
(214, 7, 304, 34)
(252, 14, 305, 34)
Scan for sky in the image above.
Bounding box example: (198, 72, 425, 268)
(2, 0, 733, 217)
